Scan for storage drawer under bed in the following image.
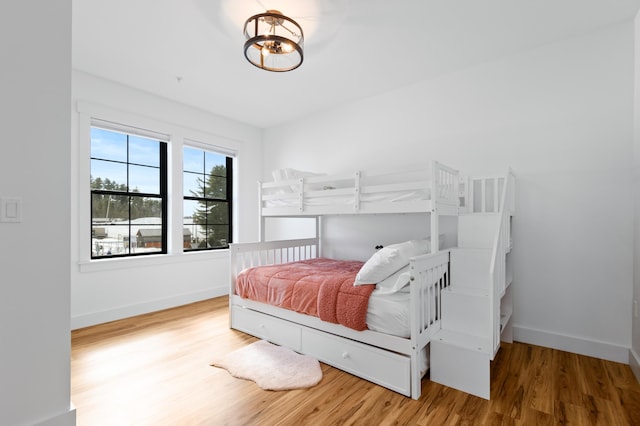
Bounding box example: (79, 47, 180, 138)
(301, 327, 411, 396)
(231, 305, 412, 396)
(231, 306, 301, 351)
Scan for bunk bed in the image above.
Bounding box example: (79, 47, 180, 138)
(229, 162, 515, 399)
(229, 161, 461, 399)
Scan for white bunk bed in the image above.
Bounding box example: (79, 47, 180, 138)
(228, 161, 515, 399)
(257, 161, 459, 253)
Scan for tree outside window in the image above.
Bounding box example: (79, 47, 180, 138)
(183, 146, 232, 250)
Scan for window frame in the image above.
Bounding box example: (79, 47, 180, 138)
(89, 122, 169, 259)
(182, 144, 234, 252)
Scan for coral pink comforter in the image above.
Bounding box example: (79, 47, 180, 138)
(235, 258, 375, 331)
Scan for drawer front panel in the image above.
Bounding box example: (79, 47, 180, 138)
(301, 328, 410, 395)
(231, 306, 301, 351)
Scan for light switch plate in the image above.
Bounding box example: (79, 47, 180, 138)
(1, 197, 22, 223)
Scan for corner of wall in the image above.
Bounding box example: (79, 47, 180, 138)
(632, 5, 640, 373)
(513, 325, 630, 364)
(34, 405, 76, 426)
(630, 348, 640, 383)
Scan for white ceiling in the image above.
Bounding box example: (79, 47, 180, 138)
(73, 0, 640, 129)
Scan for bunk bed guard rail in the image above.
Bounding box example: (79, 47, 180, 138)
(258, 161, 460, 216)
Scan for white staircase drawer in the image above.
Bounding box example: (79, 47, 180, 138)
(301, 328, 411, 396)
(231, 306, 301, 351)
(430, 336, 491, 399)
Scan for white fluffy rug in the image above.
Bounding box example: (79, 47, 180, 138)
(211, 340, 323, 391)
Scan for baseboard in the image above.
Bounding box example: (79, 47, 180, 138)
(71, 287, 227, 330)
(630, 348, 640, 382)
(34, 404, 76, 426)
(513, 324, 629, 364)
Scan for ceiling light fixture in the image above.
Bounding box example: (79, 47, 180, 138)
(243, 10, 304, 72)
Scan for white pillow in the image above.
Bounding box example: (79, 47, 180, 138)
(354, 239, 430, 285)
(374, 265, 411, 294)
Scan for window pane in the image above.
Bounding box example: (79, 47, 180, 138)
(92, 232, 127, 257)
(184, 202, 205, 249)
(91, 128, 127, 162)
(183, 199, 200, 224)
(92, 193, 129, 222)
(91, 193, 130, 257)
(205, 174, 227, 199)
(183, 147, 203, 173)
(191, 201, 209, 236)
(91, 193, 110, 221)
(183, 199, 202, 249)
(133, 225, 163, 254)
(91, 159, 127, 190)
(183, 171, 203, 197)
(205, 151, 225, 175)
(129, 164, 160, 194)
(130, 198, 162, 255)
(129, 135, 160, 167)
(206, 201, 229, 225)
(130, 196, 162, 221)
(183, 146, 231, 252)
(181, 226, 195, 250)
(207, 225, 229, 248)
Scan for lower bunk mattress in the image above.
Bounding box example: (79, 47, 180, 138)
(234, 257, 413, 338)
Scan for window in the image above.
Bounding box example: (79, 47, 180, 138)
(183, 146, 233, 250)
(90, 122, 168, 258)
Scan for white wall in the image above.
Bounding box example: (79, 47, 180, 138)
(632, 10, 640, 378)
(263, 22, 635, 363)
(0, 1, 75, 425)
(70, 71, 262, 329)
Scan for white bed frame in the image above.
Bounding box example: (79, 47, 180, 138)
(257, 161, 460, 253)
(230, 240, 449, 399)
(228, 161, 514, 399)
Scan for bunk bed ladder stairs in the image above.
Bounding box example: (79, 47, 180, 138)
(430, 213, 499, 400)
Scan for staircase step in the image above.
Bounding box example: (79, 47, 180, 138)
(458, 214, 499, 249)
(430, 330, 491, 399)
(450, 248, 492, 289)
(432, 329, 491, 354)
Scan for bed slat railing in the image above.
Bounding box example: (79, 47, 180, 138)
(432, 161, 460, 206)
(430, 162, 460, 252)
(464, 175, 507, 214)
(408, 250, 450, 398)
(229, 238, 319, 294)
(409, 251, 449, 343)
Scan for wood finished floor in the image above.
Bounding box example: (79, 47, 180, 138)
(71, 297, 640, 425)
